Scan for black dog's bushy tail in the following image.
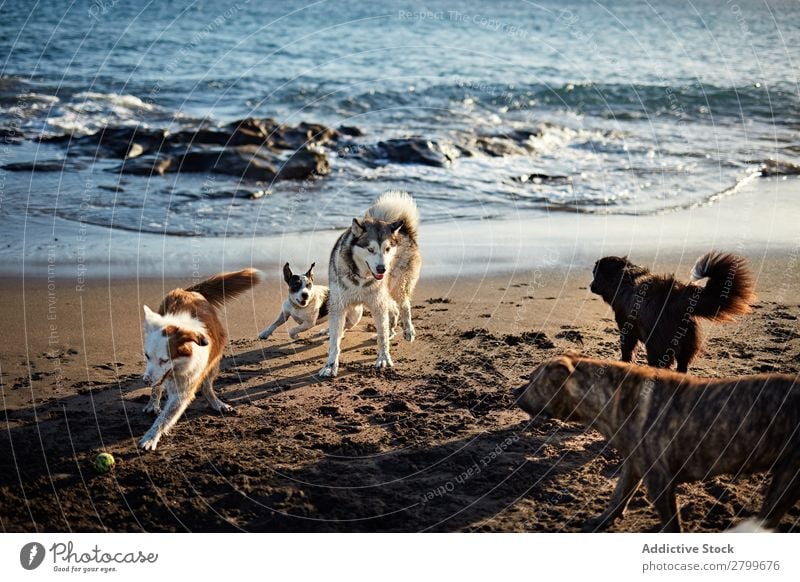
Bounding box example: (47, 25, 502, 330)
(690, 252, 756, 321)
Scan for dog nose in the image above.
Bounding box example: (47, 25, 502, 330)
(301, 292, 309, 301)
(376, 265, 386, 274)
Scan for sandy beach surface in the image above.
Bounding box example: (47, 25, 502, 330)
(2, 179, 800, 533)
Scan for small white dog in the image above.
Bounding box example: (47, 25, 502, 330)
(258, 262, 333, 340)
(140, 268, 262, 451)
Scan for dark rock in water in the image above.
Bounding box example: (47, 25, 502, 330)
(117, 154, 173, 175)
(1, 126, 24, 144)
(2, 159, 86, 172)
(98, 184, 125, 193)
(506, 128, 545, 142)
(278, 150, 330, 179)
(459, 127, 546, 158)
(759, 159, 800, 176)
(42, 126, 169, 159)
(512, 173, 572, 185)
(176, 146, 278, 181)
(219, 118, 339, 150)
(226, 117, 279, 138)
(93, 127, 168, 158)
(363, 138, 459, 167)
(203, 188, 270, 200)
(166, 128, 235, 147)
(169, 120, 279, 148)
(338, 125, 364, 137)
(30, 118, 344, 184)
(115, 143, 330, 182)
(473, 136, 529, 157)
(271, 121, 339, 150)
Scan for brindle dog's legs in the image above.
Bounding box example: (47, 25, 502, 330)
(759, 463, 800, 529)
(645, 472, 682, 532)
(583, 464, 642, 531)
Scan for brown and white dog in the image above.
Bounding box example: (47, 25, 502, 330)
(140, 268, 262, 451)
(514, 354, 800, 532)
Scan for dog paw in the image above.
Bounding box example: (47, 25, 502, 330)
(258, 330, 272, 340)
(374, 354, 394, 369)
(210, 401, 235, 414)
(288, 330, 300, 340)
(138, 432, 161, 451)
(142, 401, 161, 415)
(313, 327, 329, 337)
(403, 326, 416, 343)
(318, 364, 338, 378)
(581, 515, 613, 532)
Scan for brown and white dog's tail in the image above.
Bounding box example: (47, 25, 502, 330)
(187, 268, 263, 307)
(690, 252, 756, 322)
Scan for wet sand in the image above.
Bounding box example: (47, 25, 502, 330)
(1, 244, 799, 531)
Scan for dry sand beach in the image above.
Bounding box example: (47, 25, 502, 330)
(1, 178, 799, 532)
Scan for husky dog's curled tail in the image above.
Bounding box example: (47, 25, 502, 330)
(690, 251, 756, 322)
(366, 190, 420, 243)
(187, 268, 263, 307)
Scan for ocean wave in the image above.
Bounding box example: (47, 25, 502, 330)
(0, 82, 173, 136)
(72, 91, 156, 111)
(43, 91, 163, 135)
(340, 81, 799, 125)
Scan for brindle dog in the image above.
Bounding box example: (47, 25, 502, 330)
(514, 354, 800, 532)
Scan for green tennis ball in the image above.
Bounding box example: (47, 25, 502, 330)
(94, 452, 115, 474)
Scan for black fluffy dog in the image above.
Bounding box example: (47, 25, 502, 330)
(590, 251, 756, 372)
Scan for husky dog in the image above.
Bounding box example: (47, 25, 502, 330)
(258, 263, 332, 340)
(591, 251, 756, 372)
(319, 191, 421, 378)
(514, 355, 800, 532)
(140, 268, 262, 450)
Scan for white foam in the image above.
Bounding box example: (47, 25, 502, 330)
(44, 92, 161, 135)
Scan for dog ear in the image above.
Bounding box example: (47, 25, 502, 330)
(143, 305, 160, 329)
(305, 262, 315, 280)
(181, 329, 209, 346)
(623, 261, 648, 279)
(283, 262, 293, 283)
(548, 355, 576, 382)
(390, 219, 404, 234)
(548, 355, 580, 418)
(163, 325, 209, 353)
(351, 218, 364, 236)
